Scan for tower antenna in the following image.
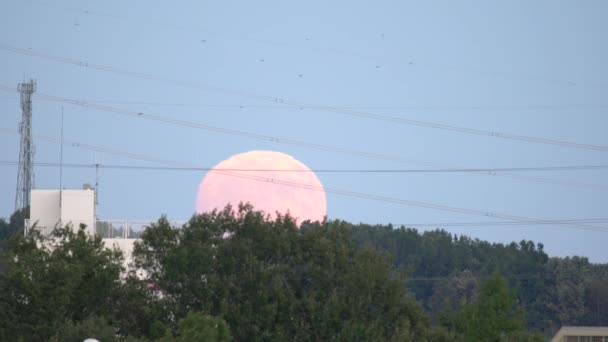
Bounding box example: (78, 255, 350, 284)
(95, 152, 101, 219)
(59, 107, 64, 208)
(15, 79, 36, 211)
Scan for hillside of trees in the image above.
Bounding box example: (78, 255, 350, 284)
(348, 223, 608, 335)
(0, 204, 606, 341)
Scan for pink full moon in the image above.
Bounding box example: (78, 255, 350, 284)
(196, 150, 327, 223)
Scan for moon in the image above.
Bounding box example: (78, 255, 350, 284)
(196, 150, 327, 223)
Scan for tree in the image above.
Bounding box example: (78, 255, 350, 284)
(441, 273, 540, 341)
(172, 312, 232, 342)
(108, 274, 169, 340)
(134, 204, 430, 341)
(0, 207, 29, 241)
(0, 224, 124, 341)
(50, 315, 118, 342)
(428, 270, 479, 321)
(585, 279, 608, 326)
(0, 218, 9, 241)
(544, 257, 590, 328)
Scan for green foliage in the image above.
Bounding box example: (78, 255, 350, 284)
(441, 273, 526, 341)
(1, 206, 606, 340)
(0, 206, 28, 241)
(0, 218, 9, 241)
(1, 207, 30, 276)
(0, 224, 124, 341)
(133, 204, 429, 341)
(347, 224, 608, 337)
(544, 256, 590, 327)
(585, 278, 608, 325)
(174, 312, 232, 341)
(50, 315, 118, 342)
(108, 274, 169, 339)
(428, 270, 479, 321)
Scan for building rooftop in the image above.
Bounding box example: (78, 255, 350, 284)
(551, 326, 608, 342)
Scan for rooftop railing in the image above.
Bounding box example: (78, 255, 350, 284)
(25, 219, 184, 239)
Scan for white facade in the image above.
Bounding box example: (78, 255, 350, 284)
(29, 189, 95, 236)
(551, 326, 608, 341)
(27, 189, 181, 276)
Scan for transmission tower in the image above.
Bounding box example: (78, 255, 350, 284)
(15, 79, 36, 211)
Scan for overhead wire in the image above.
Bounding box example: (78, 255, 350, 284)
(60, 100, 608, 112)
(219, 170, 608, 232)
(395, 218, 608, 227)
(406, 272, 608, 282)
(2, 87, 606, 192)
(1, 128, 606, 233)
(4, 159, 603, 227)
(1, 160, 607, 173)
(2, 88, 607, 192)
(2, 43, 608, 152)
(0, 87, 487, 165)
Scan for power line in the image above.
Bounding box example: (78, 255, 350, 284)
(406, 272, 608, 282)
(2, 90, 608, 193)
(2, 160, 608, 173)
(246, 172, 608, 230)
(497, 172, 608, 191)
(11, 90, 608, 191)
(210, 170, 608, 233)
(0, 88, 488, 165)
(2, 98, 607, 195)
(66, 99, 608, 111)
(1, 130, 606, 233)
(3, 157, 608, 230)
(0, 127, 193, 167)
(2, 43, 608, 152)
(395, 218, 608, 227)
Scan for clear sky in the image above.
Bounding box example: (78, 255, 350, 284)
(1, 0, 607, 261)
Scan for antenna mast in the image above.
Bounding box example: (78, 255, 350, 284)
(94, 152, 103, 220)
(15, 79, 36, 211)
(59, 107, 64, 208)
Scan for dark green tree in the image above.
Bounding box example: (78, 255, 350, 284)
(171, 312, 232, 342)
(0, 224, 124, 341)
(50, 315, 118, 342)
(134, 204, 430, 341)
(585, 278, 608, 326)
(544, 257, 590, 329)
(108, 274, 169, 339)
(0, 218, 8, 241)
(0, 206, 29, 241)
(428, 270, 479, 321)
(441, 273, 541, 341)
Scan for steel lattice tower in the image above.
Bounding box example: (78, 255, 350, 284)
(15, 80, 36, 211)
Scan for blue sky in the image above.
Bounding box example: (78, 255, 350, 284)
(1, 0, 607, 261)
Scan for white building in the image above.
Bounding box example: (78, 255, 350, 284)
(551, 326, 608, 342)
(26, 188, 142, 272)
(28, 189, 96, 235)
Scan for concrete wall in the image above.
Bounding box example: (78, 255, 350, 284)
(30, 189, 149, 278)
(30, 190, 61, 235)
(30, 189, 95, 235)
(60, 190, 95, 235)
(103, 238, 146, 277)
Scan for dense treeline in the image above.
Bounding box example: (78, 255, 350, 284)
(348, 223, 608, 334)
(0, 204, 605, 340)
